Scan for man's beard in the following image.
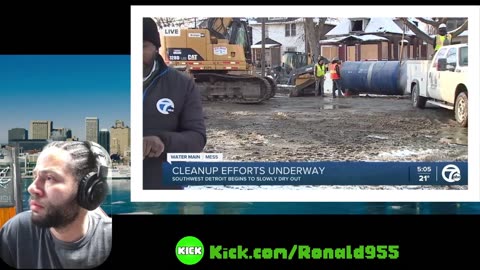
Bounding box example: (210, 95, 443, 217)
(30, 194, 81, 229)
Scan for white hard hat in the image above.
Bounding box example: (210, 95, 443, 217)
(439, 23, 447, 28)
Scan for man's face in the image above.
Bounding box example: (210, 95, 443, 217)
(28, 147, 81, 228)
(143, 40, 157, 68)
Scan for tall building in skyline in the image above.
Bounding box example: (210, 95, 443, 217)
(8, 128, 28, 142)
(30, 120, 52, 140)
(99, 129, 110, 154)
(85, 117, 99, 143)
(50, 127, 72, 141)
(50, 130, 67, 141)
(8, 139, 48, 153)
(110, 120, 130, 158)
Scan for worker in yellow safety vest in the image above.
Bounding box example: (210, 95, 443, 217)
(433, 23, 452, 53)
(314, 59, 326, 97)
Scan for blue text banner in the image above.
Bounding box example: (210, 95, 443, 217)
(161, 162, 467, 186)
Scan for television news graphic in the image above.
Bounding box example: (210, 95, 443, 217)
(163, 159, 467, 186)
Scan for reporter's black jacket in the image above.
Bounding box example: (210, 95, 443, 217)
(143, 55, 207, 189)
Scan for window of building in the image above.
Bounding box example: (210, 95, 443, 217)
(351, 20, 364, 32)
(446, 19, 465, 30)
(285, 24, 296, 37)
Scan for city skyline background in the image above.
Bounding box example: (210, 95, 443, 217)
(0, 55, 130, 143)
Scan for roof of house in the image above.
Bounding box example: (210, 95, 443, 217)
(249, 17, 339, 26)
(251, 37, 282, 48)
(326, 17, 417, 37)
(250, 38, 282, 49)
(254, 37, 282, 45)
(365, 18, 415, 35)
(251, 44, 282, 49)
(319, 34, 389, 43)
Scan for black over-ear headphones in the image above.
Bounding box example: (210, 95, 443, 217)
(77, 141, 109, 211)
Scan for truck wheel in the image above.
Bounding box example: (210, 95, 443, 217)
(455, 92, 468, 127)
(412, 84, 426, 109)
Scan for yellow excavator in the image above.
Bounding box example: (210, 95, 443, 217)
(159, 18, 276, 104)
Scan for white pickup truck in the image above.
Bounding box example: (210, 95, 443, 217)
(404, 44, 468, 127)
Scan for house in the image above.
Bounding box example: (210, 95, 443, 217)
(251, 38, 282, 68)
(320, 17, 468, 62)
(249, 17, 337, 64)
(320, 17, 426, 61)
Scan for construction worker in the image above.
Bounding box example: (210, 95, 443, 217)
(433, 23, 452, 53)
(314, 59, 326, 97)
(330, 58, 343, 98)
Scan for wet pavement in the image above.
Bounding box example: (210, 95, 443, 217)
(200, 90, 467, 190)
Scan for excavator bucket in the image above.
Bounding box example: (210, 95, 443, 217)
(288, 64, 316, 97)
(289, 76, 316, 97)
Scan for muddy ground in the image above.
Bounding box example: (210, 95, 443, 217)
(196, 86, 468, 190)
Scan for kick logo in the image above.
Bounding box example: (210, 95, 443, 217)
(157, 98, 175, 115)
(176, 236, 204, 265)
(441, 164, 461, 183)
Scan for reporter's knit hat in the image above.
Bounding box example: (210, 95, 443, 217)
(143, 17, 161, 49)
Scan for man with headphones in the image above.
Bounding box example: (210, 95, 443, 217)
(0, 141, 112, 269)
(143, 17, 207, 189)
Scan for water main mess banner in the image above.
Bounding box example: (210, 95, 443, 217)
(161, 161, 467, 186)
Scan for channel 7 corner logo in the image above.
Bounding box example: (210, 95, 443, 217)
(441, 164, 461, 183)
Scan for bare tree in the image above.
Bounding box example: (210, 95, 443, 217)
(153, 17, 175, 29)
(398, 17, 468, 45)
(304, 18, 328, 64)
(153, 17, 194, 29)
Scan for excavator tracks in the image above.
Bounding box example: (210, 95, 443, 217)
(193, 73, 275, 104)
(263, 76, 277, 99)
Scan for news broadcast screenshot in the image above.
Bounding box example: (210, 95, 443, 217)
(0, 4, 479, 269)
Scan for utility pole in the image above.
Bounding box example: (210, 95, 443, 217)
(261, 17, 266, 77)
(304, 18, 309, 54)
